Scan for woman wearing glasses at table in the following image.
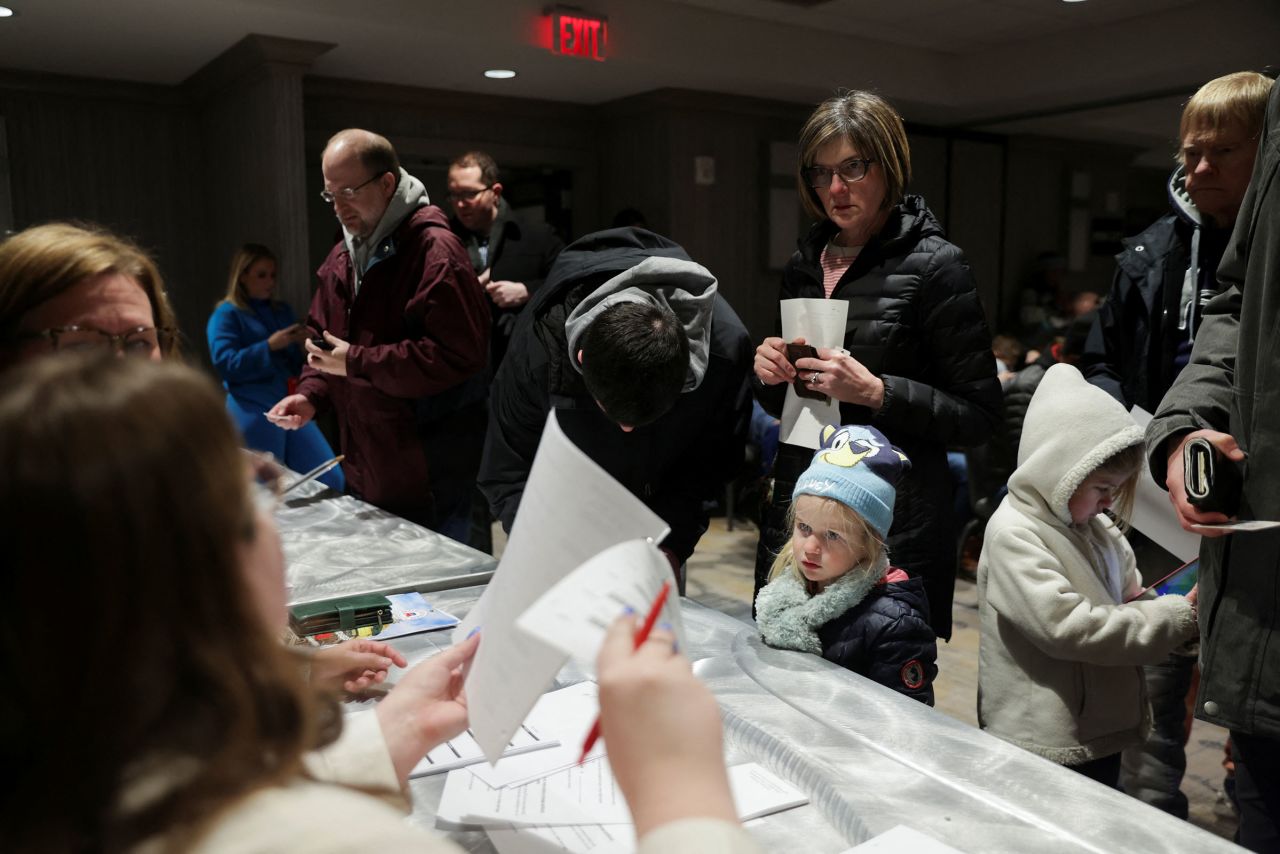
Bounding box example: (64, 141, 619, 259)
(0, 221, 179, 364)
(207, 243, 344, 492)
(752, 91, 1002, 642)
(0, 354, 759, 854)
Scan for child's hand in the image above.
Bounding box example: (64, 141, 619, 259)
(1187, 583, 1199, 613)
(311, 638, 408, 694)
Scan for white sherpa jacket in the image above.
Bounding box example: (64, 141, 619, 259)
(976, 364, 1197, 765)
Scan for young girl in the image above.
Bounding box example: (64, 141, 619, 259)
(755, 424, 937, 705)
(977, 363, 1198, 787)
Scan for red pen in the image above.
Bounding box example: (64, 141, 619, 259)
(578, 578, 673, 764)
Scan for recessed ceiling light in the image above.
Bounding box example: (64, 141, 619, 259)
(0, 7, 15, 17)
(484, 69, 517, 80)
(1062, 0, 1088, 3)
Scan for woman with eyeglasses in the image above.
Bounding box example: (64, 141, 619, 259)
(752, 91, 1002, 641)
(0, 221, 179, 364)
(0, 353, 759, 854)
(207, 243, 344, 492)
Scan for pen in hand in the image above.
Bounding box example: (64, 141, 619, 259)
(578, 579, 673, 765)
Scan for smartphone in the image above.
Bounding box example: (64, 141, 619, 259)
(310, 335, 336, 352)
(1125, 558, 1199, 602)
(785, 342, 826, 401)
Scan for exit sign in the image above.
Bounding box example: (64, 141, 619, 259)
(549, 7, 607, 61)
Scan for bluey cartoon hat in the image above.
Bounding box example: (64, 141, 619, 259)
(793, 424, 910, 539)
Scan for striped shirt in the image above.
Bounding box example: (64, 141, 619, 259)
(820, 241, 862, 297)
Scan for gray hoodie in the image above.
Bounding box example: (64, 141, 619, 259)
(343, 168, 431, 295)
(562, 256, 717, 393)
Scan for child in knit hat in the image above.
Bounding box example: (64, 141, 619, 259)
(754, 424, 937, 705)
(977, 363, 1198, 788)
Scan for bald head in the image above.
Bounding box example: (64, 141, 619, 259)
(321, 129, 400, 239)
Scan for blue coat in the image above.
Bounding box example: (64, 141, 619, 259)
(207, 300, 344, 491)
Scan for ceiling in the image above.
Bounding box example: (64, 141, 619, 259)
(0, 0, 1275, 157)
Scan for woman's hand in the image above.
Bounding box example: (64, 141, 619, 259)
(267, 323, 309, 351)
(754, 336, 801, 386)
(311, 639, 408, 695)
(375, 632, 480, 783)
(597, 616, 737, 837)
(796, 347, 885, 410)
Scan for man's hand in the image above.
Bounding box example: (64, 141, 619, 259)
(305, 331, 350, 377)
(311, 639, 408, 695)
(797, 347, 885, 411)
(1165, 429, 1245, 537)
(375, 632, 480, 782)
(597, 616, 736, 837)
(268, 323, 310, 351)
(754, 336, 800, 386)
(265, 393, 316, 430)
(486, 279, 530, 309)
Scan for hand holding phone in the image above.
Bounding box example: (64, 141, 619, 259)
(786, 342, 826, 401)
(310, 335, 336, 352)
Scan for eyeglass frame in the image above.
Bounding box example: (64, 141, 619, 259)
(446, 185, 495, 204)
(319, 171, 389, 205)
(802, 158, 877, 190)
(15, 324, 174, 356)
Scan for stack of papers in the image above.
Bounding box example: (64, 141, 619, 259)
(410, 724, 555, 779)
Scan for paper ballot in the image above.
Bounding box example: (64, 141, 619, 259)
(409, 724, 556, 779)
(516, 539, 688, 665)
(1128, 406, 1202, 562)
(454, 411, 670, 763)
(779, 298, 849, 449)
(469, 682, 605, 789)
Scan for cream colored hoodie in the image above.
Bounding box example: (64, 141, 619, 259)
(976, 363, 1197, 765)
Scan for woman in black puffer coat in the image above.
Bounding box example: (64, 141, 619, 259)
(753, 91, 1001, 640)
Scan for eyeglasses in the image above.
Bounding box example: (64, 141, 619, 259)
(803, 158, 876, 189)
(319, 172, 387, 204)
(20, 324, 172, 357)
(447, 185, 493, 203)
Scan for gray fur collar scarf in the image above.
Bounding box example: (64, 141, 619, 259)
(755, 554, 890, 654)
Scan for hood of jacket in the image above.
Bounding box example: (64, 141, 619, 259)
(562, 253, 718, 392)
(755, 553, 891, 654)
(1166, 165, 1202, 229)
(1007, 363, 1145, 527)
(343, 168, 431, 278)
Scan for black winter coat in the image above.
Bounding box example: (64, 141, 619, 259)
(757, 196, 1001, 640)
(478, 228, 754, 563)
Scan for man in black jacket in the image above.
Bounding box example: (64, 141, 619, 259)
(478, 228, 753, 575)
(447, 151, 564, 368)
(1080, 71, 1273, 819)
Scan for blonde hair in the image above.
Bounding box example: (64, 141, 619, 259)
(797, 90, 912, 222)
(1180, 71, 1273, 144)
(768, 495, 885, 592)
(1091, 443, 1145, 531)
(222, 243, 278, 310)
(0, 221, 179, 358)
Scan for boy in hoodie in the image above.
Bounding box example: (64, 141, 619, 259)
(976, 364, 1198, 787)
(478, 227, 753, 572)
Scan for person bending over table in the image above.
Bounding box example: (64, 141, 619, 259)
(0, 353, 758, 853)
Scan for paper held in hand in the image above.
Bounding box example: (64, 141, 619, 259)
(779, 297, 849, 449)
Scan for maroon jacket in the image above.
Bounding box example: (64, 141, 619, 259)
(298, 205, 490, 525)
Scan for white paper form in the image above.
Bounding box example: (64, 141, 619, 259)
(454, 411, 670, 762)
(1129, 406, 1202, 562)
(515, 539, 688, 665)
(779, 297, 849, 449)
(410, 724, 556, 779)
(469, 682, 605, 789)
(488, 823, 633, 854)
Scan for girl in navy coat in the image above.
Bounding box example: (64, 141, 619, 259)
(755, 424, 936, 704)
(207, 244, 344, 491)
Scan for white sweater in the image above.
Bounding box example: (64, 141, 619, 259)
(976, 364, 1197, 764)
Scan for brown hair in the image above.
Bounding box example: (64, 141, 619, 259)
(767, 494, 885, 594)
(1180, 71, 1273, 144)
(0, 221, 180, 358)
(0, 355, 335, 851)
(450, 150, 500, 186)
(797, 90, 912, 221)
(1091, 443, 1145, 531)
(222, 243, 278, 310)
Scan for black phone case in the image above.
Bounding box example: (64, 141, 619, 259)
(1183, 437, 1243, 516)
(786, 343, 827, 401)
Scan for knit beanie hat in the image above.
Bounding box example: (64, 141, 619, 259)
(792, 424, 910, 539)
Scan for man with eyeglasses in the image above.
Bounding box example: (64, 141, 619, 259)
(267, 129, 490, 538)
(446, 151, 563, 368)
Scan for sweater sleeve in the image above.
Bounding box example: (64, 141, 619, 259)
(983, 527, 1198, 666)
(872, 250, 1002, 448)
(207, 304, 275, 384)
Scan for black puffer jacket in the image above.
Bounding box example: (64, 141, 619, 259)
(757, 196, 1001, 640)
(478, 228, 754, 563)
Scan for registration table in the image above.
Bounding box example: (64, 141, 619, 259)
(373, 587, 1240, 854)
